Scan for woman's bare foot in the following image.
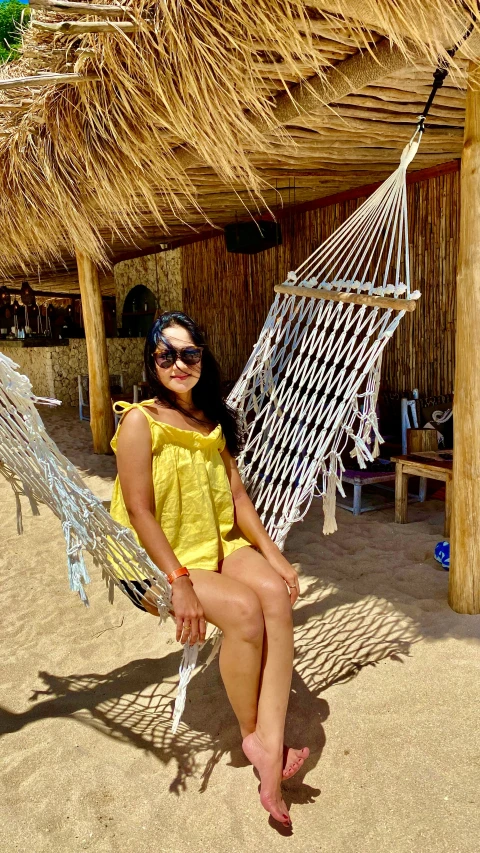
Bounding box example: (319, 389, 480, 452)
(242, 732, 291, 827)
(283, 745, 310, 780)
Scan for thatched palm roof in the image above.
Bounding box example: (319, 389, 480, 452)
(0, 0, 477, 289)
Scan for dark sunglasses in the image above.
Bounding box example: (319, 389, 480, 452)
(154, 345, 203, 369)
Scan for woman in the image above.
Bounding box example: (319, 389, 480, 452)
(110, 311, 309, 828)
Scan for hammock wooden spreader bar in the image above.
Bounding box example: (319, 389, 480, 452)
(274, 284, 420, 312)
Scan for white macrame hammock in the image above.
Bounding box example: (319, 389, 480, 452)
(229, 131, 422, 544)
(0, 132, 422, 730)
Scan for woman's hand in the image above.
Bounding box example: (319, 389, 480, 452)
(265, 549, 300, 605)
(171, 576, 206, 646)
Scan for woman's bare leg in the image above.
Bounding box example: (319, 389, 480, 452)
(145, 562, 305, 776)
(222, 547, 306, 823)
(145, 570, 264, 741)
(143, 565, 293, 825)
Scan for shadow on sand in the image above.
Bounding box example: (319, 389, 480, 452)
(0, 585, 416, 807)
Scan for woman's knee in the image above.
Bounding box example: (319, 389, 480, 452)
(258, 572, 292, 621)
(227, 588, 264, 644)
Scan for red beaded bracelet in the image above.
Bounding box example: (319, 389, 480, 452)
(166, 566, 190, 585)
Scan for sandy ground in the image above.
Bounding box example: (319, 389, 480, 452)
(1, 407, 480, 853)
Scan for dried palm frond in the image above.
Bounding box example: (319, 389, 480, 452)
(0, 0, 477, 279)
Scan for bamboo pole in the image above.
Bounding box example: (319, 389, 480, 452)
(75, 249, 114, 454)
(0, 73, 99, 90)
(274, 283, 418, 312)
(174, 39, 421, 172)
(449, 62, 480, 614)
(29, 0, 129, 16)
(32, 19, 137, 33)
(0, 101, 33, 110)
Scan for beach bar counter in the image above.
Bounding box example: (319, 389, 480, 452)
(0, 276, 156, 408)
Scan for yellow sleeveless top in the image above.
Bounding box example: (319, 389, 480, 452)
(109, 400, 251, 580)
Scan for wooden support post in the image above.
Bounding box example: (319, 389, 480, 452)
(75, 250, 114, 454)
(394, 463, 409, 524)
(449, 63, 480, 614)
(444, 479, 452, 540)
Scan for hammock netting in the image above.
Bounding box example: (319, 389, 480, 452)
(0, 133, 422, 728)
(229, 132, 421, 544)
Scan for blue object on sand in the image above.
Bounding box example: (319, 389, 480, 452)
(434, 540, 450, 570)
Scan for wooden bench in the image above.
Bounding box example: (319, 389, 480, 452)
(338, 468, 396, 515)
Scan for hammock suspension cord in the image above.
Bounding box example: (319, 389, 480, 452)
(417, 11, 476, 133)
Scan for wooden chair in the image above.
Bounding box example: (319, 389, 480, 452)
(401, 394, 420, 454)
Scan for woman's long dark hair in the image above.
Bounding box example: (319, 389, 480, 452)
(144, 311, 242, 456)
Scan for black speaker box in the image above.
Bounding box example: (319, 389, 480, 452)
(224, 220, 282, 254)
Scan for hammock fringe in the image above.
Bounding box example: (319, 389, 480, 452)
(323, 468, 338, 535)
(171, 643, 199, 734)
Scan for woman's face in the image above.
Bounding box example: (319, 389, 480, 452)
(153, 323, 202, 397)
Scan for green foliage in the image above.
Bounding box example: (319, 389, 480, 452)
(0, 0, 28, 64)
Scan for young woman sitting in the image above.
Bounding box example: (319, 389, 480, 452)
(110, 311, 309, 828)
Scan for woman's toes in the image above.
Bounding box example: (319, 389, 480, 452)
(282, 745, 310, 779)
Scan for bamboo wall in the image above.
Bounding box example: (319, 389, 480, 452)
(384, 169, 459, 397)
(181, 165, 460, 396)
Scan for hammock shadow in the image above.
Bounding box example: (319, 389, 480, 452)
(292, 590, 418, 697)
(0, 583, 416, 798)
(0, 651, 326, 800)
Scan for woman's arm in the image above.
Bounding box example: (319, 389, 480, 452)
(116, 409, 205, 643)
(220, 448, 300, 603)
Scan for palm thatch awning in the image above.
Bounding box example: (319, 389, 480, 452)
(0, 0, 478, 289)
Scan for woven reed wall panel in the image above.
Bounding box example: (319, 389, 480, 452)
(383, 170, 459, 397)
(181, 169, 459, 394)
